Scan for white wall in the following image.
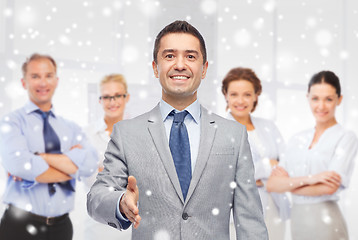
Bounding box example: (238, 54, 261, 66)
(0, 1, 357, 239)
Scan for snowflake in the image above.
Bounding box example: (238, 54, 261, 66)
(3, 8, 13, 17)
(24, 162, 32, 170)
(26, 224, 38, 235)
(200, 0, 217, 15)
(25, 203, 33, 211)
(154, 229, 170, 240)
(76, 135, 83, 141)
(212, 208, 219, 216)
(263, 0, 276, 12)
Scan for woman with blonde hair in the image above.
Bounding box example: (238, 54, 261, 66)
(84, 74, 131, 240)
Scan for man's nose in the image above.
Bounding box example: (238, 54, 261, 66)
(174, 56, 186, 70)
(39, 77, 48, 86)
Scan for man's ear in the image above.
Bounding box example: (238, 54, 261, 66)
(152, 61, 159, 78)
(21, 78, 27, 89)
(201, 61, 208, 79)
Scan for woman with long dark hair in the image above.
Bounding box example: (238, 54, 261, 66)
(267, 70, 358, 240)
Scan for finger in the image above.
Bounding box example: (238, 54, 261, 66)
(122, 201, 138, 222)
(326, 173, 341, 184)
(323, 177, 340, 188)
(321, 179, 335, 188)
(127, 200, 139, 215)
(127, 176, 137, 192)
(126, 212, 140, 225)
(332, 174, 341, 182)
(277, 166, 285, 171)
(133, 215, 141, 229)
(330, 175, 341, 184)
(123, 192, 139, 215)
(327, 177, 341, 187)
(272, 167, 282, 174)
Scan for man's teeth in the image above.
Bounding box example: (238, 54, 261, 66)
(172, 76, 188, 79)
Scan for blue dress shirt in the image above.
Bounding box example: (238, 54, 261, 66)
(0, 101, 98, 217)
(115, 100, 201, 224)
(160, 99, 201, 172)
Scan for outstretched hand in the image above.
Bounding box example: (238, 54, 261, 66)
(119, 176, 141, 229)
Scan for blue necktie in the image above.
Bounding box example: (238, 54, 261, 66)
(36, 110, 75, 196)
(169, 110, 192, 200)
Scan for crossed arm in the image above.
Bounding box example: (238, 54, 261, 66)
(11, 144, 82, 183)
(256, 159, 279, 187)
(266, 166, 341, 196)
(35, 144, 82, 183)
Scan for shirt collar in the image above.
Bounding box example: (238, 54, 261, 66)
(24, 100, 57, 118)
(95, 118, 108, 133)
(159, 99, 201, 124)
(226, 111, 255, 123)
(226, 111, 235, 121)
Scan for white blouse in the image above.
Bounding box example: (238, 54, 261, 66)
(280, 124, 358, 204)
(227, 113, 290, 220)
(249, 117, 286, 180)
(227, 113, 285, 181)
(83, 119, 111, 190)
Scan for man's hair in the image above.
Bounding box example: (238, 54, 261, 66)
(22, 53, 57, 77)
(100, 74, 128, 93)
(153, 20, 207, 64)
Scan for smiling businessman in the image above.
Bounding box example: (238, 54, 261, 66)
(87, 20, 268, 240)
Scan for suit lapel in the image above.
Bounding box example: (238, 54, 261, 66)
(185, 106, 216, 203)
(147, 104, 184, 203)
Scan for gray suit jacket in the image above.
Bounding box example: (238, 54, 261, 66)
(87, 104, 268, 240)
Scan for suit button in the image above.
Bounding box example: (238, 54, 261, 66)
(182, 212, 189, 220)
(108, 222, 117, 228)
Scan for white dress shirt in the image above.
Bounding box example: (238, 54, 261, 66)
(280, 124, 358, 204)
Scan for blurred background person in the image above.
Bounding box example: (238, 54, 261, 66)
(83, 74, 131, 240)
(0, 53, 97, 240)
(222, 67, 290, 240)
(267, 70, 358, 240)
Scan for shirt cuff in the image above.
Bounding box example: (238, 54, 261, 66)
(20, 179, 37, 189)
(29, 155, 50, 181)
(63, 148, 85, 170)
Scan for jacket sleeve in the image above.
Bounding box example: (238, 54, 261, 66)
(233, 125, 269, 240)
(87, 124, 131, 230)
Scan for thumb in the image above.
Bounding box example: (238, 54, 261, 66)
(127, 175, 137, 192)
